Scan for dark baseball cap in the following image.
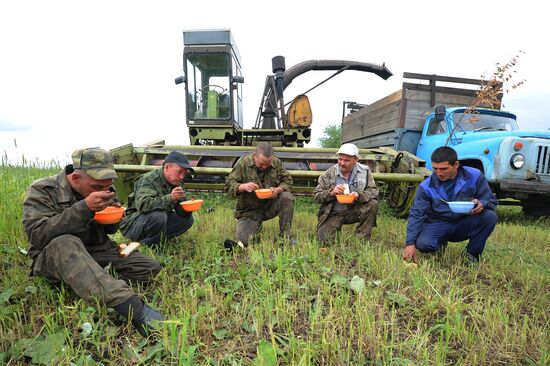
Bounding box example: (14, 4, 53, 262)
(164, 151, 194, 173)
(72, 148, 117, 180)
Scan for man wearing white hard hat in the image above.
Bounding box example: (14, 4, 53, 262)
(313, 143, 379, 244)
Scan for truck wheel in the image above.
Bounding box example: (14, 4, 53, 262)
(522, 197, 550, 217)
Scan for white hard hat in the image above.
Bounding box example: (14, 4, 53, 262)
(336, 143, 360, 158)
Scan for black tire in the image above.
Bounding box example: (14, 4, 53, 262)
(522, 197, 550, 217)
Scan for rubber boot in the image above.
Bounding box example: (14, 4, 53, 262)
(114, 295, 165, 337)
(132, 304, 165, 337)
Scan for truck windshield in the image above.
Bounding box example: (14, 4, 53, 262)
(186, 53, 231, 120)
(452, 112, 519, 132)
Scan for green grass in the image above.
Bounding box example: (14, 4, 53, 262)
(0, 165, 549, 365)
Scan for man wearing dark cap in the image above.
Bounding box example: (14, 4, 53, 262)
(23, 148, 164, 337)
(120, 151, 195, 246)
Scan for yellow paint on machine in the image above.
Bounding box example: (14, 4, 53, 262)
(287, 95, 312, 127)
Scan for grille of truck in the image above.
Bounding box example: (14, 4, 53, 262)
(535, 144, 550, 175)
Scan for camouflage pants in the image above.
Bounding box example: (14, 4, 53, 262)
(236, 191, 294, 245)
(32, 234, 162, 307)
(317, 199, 379, 244)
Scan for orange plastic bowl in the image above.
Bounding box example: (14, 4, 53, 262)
(180, 199, 203, 212)
(94, 206, 125, 224)
(255, 189, 273, 199)
(336, 194, 356, 204)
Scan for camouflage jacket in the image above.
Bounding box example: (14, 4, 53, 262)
(225, 154, 293, 220)
(22, 170, 118, 259)
(313, 163, 379, 226)
(119, 168, 187, 234)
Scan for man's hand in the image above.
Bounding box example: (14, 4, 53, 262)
(331, 184, 347, 196)
(403, 245, 417, 263)
(239, 182, 261, 193)
(470, 199, 484, 215)
(270, 186, 284, 198)
(170, 186, 186, 203)
(85, 191, 115, 212)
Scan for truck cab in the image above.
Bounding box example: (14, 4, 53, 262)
(418, 106, 550, 216)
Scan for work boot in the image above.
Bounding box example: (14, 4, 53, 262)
(132, 304, 165, 337)
(279, 234, 297, 246)
(223, 239, 247, 252)
(462, 251, 479, 266)
(114, 295, 164, 337)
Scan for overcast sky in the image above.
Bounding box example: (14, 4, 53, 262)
(1, 0, 548, 164)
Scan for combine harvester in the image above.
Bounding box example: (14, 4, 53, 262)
(111, 29, 430, 217)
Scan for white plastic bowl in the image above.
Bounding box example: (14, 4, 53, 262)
(447, 201, 475, 213)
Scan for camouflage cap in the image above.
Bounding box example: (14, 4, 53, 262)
(72, 148, 117, 180)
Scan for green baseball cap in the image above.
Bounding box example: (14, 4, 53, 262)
(72, 148, 117, 180)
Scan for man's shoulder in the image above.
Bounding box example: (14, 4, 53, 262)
(419, 175, 433, 190)
(321, 165, 338, 177)
(462, 166, 483, 179)
(29, 172, 62, 190)
(139, 168, 162, 182)
(356, 163, 370, 172)
(272, 156, 287, 169)
(233, 154, 253, 169)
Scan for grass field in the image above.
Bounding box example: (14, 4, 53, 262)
(0, 165, 549, 365)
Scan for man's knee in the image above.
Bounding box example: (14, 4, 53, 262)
(479, 209, 497, 228)
(415, 237, 439, 253)
(279, 191, 295, 204)
(145, 211, 168, 227)
(150, 261, 162, 277)
(367, 198, 379, 211)
(136, 258, 162, 281)
(47, 234, 87, 254)
(359, 199, 379, 216)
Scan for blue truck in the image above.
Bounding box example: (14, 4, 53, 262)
(342, 72, 550, 216)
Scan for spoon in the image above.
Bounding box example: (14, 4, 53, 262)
(439, 197, 449, 204)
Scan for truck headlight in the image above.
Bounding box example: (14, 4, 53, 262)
(510, 153, 525, 169)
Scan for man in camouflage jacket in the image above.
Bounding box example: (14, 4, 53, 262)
(120, 151, 195, 246)
(23, 148, 164, 337)
(314, 143, 379, 244)
(225, 142, 295, 246)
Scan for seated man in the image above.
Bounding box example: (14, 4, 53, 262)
(224, 142, 295, 247)
(403, 146, 498, 264)
(120, 151, 195, 246)
(314, 143, 379, 244)
(23, 148, 164, 337)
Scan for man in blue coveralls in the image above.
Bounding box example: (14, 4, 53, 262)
(403, 146, 498, 264)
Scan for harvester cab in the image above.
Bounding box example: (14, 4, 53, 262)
(175, 29, 245, 146)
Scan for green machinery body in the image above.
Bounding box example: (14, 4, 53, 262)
(112, 142, 429, 218)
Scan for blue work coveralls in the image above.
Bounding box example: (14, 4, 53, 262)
(405, 166, 498, 258)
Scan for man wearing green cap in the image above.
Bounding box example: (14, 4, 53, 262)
(120, 150, 195, 246)
(23, 148, 164, 337)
